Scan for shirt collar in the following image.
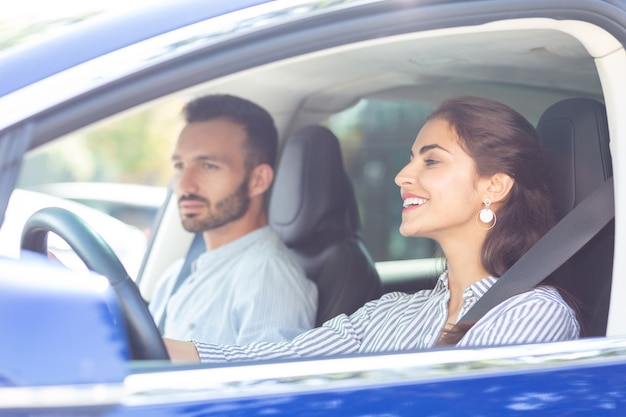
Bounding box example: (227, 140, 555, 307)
(192, 225, 272, 271)
(436, 270, 498, 299)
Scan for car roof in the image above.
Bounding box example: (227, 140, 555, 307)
(0, 0, 270, 97)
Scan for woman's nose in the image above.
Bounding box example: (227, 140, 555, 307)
(394, 163, 414, 187)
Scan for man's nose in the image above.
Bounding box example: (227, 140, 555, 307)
(176, 169, 199, 195)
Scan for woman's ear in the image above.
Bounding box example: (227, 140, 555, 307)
(248, 164, 274, 197)
(485, 172, 514, 204)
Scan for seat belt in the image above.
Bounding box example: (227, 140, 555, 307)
(457, 177, 615, 325)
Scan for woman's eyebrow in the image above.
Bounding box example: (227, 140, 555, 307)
(419, 144, 451, 154)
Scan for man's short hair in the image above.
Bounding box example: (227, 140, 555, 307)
(183, 94, 278, 170)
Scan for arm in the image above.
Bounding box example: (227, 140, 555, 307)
(179, 295, 390, 363)
(164, 338, 200, 363)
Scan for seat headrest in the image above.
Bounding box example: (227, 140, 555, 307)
(269, 125, 359, 247)
(536, 97, 612, 219)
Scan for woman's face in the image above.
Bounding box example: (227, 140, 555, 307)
(394, 118, 490, 242)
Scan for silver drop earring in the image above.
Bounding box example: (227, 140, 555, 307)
(476, 198, 496, 230)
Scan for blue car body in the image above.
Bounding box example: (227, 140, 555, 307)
(3, 258, 626, 416)
(2, 0, 626, 415)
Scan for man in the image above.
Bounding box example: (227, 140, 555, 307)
(149, 94, 317, 345)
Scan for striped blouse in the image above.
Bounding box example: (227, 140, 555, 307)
(193, 272, 580, 363)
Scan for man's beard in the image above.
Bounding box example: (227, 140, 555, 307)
(179, 176, 250, 233)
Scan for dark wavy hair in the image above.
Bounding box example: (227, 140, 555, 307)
(429, 96, 570, 344)
(431, 96, 556, 277)
(183, 94, 278, 170)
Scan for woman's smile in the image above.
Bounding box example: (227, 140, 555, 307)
(401, 194, 428, 211)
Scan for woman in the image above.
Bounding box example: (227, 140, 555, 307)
(166, 96, 580, 363)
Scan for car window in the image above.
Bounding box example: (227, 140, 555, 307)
(325, 98, 440, 263)
(3, 101, 181, 276)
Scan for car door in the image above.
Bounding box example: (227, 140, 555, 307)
(1, 1, 626, 416)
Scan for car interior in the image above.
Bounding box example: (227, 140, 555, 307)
(8, 10, 622, 360)
(158, 95, 615, 347)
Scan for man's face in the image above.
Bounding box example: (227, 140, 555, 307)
(171, 118, 251, 233)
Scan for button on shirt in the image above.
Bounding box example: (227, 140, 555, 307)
(150, 226, 317, 345)
(193, 272, 580, 363)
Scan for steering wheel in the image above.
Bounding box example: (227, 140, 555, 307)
(20, 207, 169, 361)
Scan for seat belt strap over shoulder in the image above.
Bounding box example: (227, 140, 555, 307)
(458, 177, 615, 325)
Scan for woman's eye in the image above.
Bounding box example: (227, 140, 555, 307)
(424, 158, 438, 166)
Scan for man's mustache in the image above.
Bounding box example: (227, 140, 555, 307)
(179, 194, 209, 204)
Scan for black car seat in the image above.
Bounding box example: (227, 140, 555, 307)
(536, 97, 614, 337)
(269, 125, 382, 326)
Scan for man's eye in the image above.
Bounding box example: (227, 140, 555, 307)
(203, 163, 218, 170)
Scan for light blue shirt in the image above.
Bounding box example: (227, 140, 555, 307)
(193, 272, 580, 363)
(149, 226, 317, 345)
